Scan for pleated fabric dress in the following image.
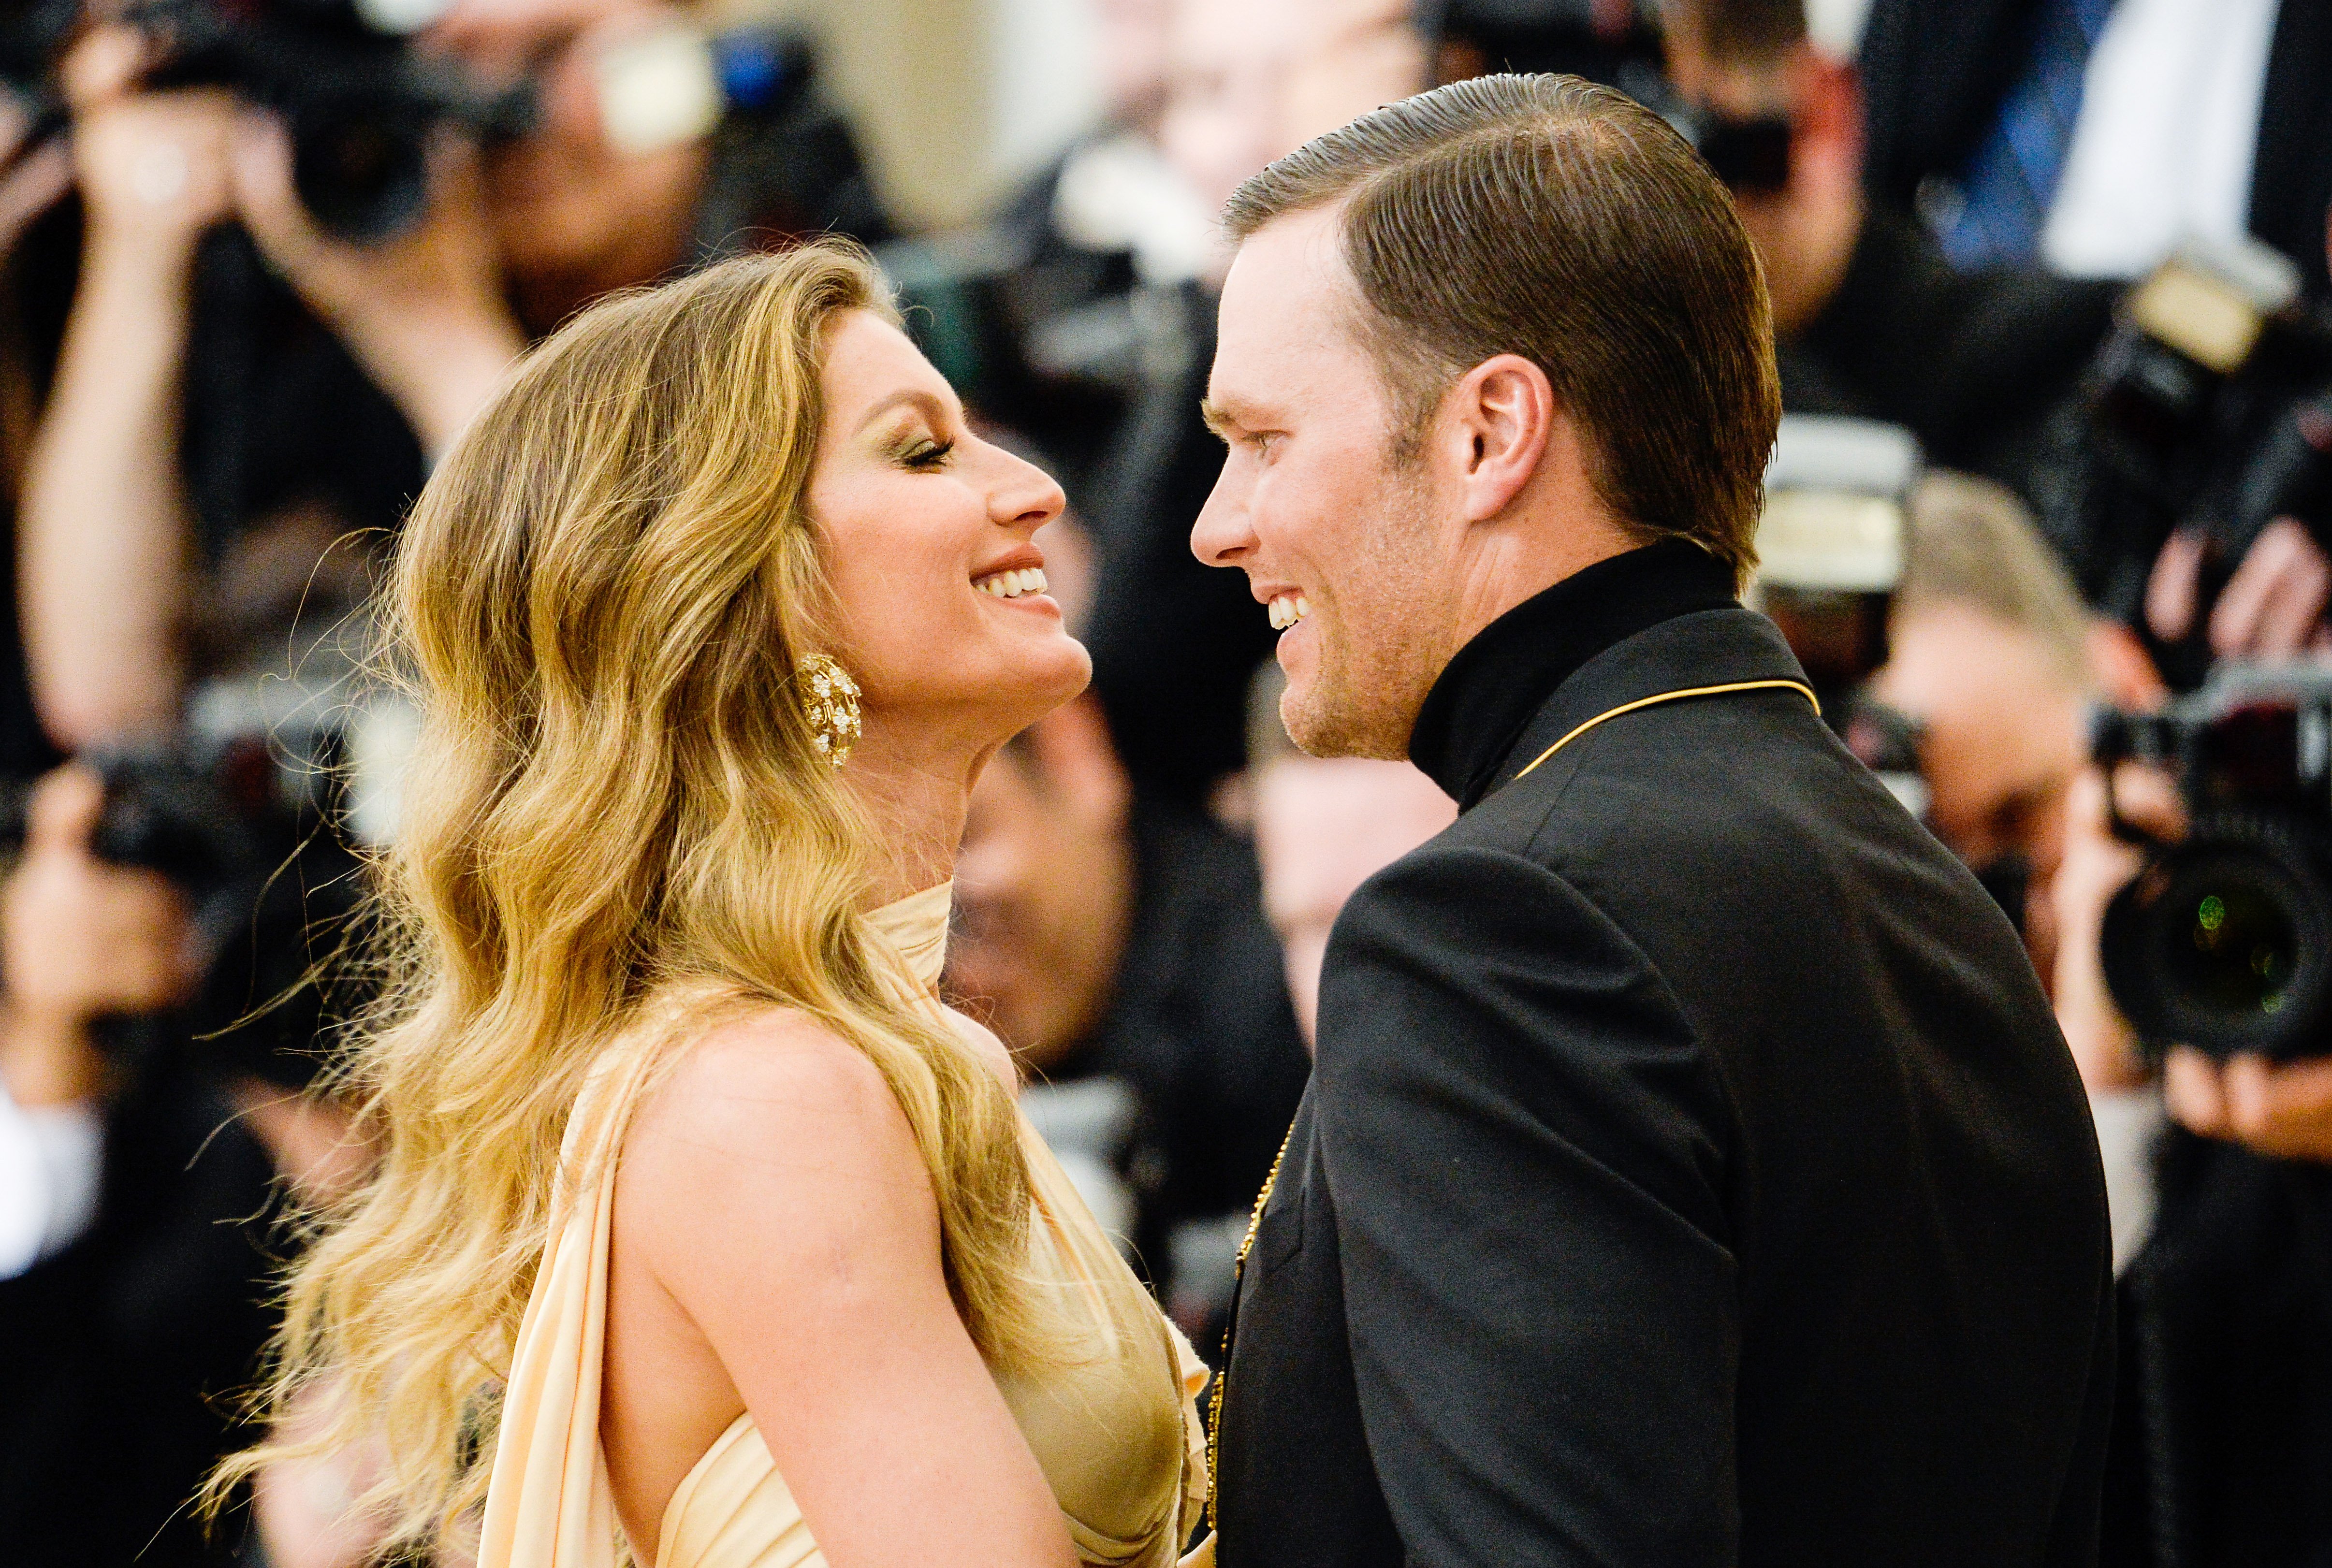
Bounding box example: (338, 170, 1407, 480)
(477, 882, 1212, 1568)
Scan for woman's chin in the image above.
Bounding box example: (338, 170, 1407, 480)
(996, 633, 1093, 722)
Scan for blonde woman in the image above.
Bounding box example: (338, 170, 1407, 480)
(217, 242, 1210, 1568)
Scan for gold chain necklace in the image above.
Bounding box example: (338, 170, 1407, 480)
(1198, 675, 1817, 1535)
(1204, 1118, 1297, 1531)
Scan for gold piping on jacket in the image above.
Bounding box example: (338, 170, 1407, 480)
(1512, 678, 1820, 781)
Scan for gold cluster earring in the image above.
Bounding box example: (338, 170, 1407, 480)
(796, 653, 861, 768)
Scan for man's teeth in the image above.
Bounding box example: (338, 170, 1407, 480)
(1268, 593, 1312, 631)
(977, 567, 1049, 600)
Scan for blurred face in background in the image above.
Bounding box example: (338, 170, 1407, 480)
(1278, 0, 1426, 153)
(1253, 755, 1454, 1044)
(425, 0, 713, 313)
(1094, 0, 1177, 136)
(1660, 19, 1863, 336)
(1159, 0, 1424, 246)
(1159, 0, 1299, 228)
(948, 698, 1137, 1072)
(1872, 600, 2090, 969)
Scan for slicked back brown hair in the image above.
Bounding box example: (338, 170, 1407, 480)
(1222, 73, 1780, 587)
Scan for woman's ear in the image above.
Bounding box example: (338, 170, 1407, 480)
(1443, 353, 1556, 525)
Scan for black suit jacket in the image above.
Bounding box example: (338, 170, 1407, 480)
(1858, 0, 2332, 295)
(1212, 544, 2115, 1567)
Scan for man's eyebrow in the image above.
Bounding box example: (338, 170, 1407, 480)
(853, 388, 950, 434)
(1199, 399, 1240, 436)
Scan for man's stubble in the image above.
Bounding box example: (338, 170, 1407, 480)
(1279, 463, 1452, 763)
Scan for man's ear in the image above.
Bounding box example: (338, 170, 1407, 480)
(1440, 353, 1556, 525)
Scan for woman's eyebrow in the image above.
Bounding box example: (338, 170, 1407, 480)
(853, 388, 950, 435)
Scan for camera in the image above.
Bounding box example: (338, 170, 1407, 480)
(2095, 664, 2332, 1062)
(2079, 236, 2332, 678)
(1, 0, 534, 239)
(1609, 57, 1792, 197)
(1752, 413, 1920, 716)
(0, 686, 379, 1083)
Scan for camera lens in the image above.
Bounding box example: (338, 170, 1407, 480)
(2165, 878, 2295, 1013)
(2103, 813, 2332, 1060)
(291, 97, 431, 240)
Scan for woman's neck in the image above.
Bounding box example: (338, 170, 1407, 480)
(844, 720, 994, 907)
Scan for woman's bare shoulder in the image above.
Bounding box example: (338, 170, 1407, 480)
(617, 1002, 939, 1268)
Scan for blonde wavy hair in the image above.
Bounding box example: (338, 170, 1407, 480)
(210, 242, 1046, 1556)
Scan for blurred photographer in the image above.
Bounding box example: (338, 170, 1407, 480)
(1657, 0, 2117, 508)
(2053, 669, 2332, 1565)
(19, 0, 887, 747)
(0, 764, 370, 1566)
(2035, 218, 2332, 687)
(1864, 470, 2160, 971)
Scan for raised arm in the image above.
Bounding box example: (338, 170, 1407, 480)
(18, 29, 237, 745)
(1315, 844, 1740, 1568)
(609, 1012, 1077, 1568)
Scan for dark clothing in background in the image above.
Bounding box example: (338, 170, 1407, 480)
(1857, 0, 2332, 295)
(1212, 541, 2115, 1567)
(0, 1063, 285, 1566)
(1037, 795, 1311, 1310)
(1783, 207, 2114, 501)
(1084, 282, 1279, 803)
(2104, 1130, 2332, 1568)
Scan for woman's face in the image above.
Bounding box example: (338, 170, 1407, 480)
(808, 310, 1090, 753)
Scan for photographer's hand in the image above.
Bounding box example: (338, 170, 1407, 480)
(2146, 518, 2332, 660)
(0, 95, 72, 258)
(229, 116, 524, 458)
(62, 27, 237, 265)
(2050, 763, 2182, 1092)
(0, 768, 196, 1110)
(2164, 1048, 2332, 1162)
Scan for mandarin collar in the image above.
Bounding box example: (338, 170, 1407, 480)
(1406, 538, 1738, 809)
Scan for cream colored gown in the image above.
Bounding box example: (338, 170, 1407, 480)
(476, 883, 1212, 1568)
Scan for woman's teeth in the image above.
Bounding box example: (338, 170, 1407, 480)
(977, 567, 1049, 600)
(1268, 593, 1312, 632)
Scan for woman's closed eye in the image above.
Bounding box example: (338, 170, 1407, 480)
(900, 437, 957, 472)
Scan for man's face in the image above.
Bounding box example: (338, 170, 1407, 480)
(1253, 755, 1456, 1046)
(1194, 204, 1459, 759)
(946, 718, 1134, 1071)
(1872, 601, 2088, 885)
(1662, 25, 1863, 336)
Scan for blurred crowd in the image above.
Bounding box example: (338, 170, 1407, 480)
(1, 0, 2330, 1562)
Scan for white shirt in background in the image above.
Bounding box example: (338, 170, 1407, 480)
(0, 1084, 102, 1278)
(2042, 0, 2282, 280)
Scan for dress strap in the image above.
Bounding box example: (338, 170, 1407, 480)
(476, 1041, 665, 1568)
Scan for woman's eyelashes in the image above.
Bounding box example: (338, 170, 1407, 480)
(898, 435, 957, 472)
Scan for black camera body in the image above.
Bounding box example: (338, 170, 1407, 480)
(2082, 241, 2332, 677)
(0, 728, 361, 1084)
(2, 0, 532, 238)
(2097, 666, 2332, 1061)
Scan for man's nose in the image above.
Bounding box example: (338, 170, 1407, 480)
(1190, 469, 1255, 568)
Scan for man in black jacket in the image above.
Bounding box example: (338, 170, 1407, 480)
(1189, 74, 2114, 1566)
